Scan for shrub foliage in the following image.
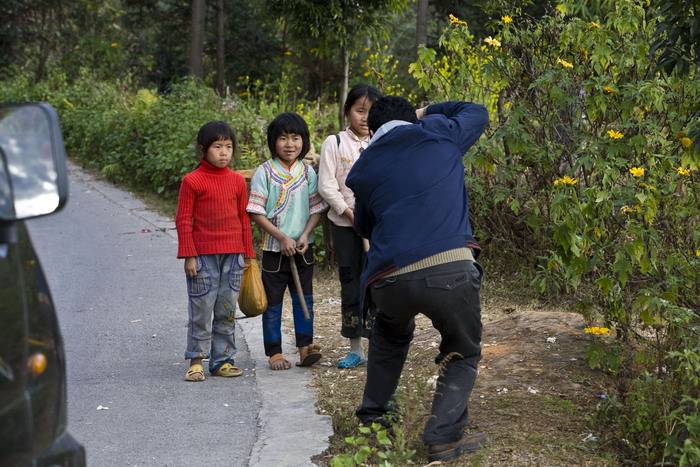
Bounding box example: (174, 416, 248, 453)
(408, 1, 699, 463)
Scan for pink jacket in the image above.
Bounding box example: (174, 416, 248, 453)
(317, 128, 369, 227)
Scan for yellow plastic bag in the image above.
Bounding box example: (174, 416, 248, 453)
(238, 259, 267, 317)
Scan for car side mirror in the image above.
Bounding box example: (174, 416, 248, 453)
(0, 103, 69, 221)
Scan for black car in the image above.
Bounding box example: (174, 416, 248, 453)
(0, 103, 85, 466)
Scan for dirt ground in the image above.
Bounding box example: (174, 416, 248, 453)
(307, 267, 619, 466)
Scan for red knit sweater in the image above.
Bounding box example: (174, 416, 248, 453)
(176, 159, 255, 259)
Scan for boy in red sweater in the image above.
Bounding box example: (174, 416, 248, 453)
(176, 121, 255, 382)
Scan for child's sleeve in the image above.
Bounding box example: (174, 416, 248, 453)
(317, 135, 347, 215)
(175, 177, 197, 258)
(246, 166, 268, 216)
(237, 177, 256, 258)
(306, 168, 328, 215)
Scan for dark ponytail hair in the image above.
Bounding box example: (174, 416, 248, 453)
(344, 83, 382, 117)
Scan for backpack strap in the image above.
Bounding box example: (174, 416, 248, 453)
(335, 134, 340, 147)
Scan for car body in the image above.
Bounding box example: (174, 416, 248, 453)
(0, 103, 85, 466)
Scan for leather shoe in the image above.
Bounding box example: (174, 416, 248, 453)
(427, 432, 489, 462)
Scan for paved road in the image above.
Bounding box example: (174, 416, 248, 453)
(27, 161, 332, 466)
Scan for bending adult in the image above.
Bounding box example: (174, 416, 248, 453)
(345, 97, 489, 463)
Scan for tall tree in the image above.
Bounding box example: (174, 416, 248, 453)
(216, 0, 226, 94)
(416, 0, 429, 52)
(267, 0, 411, 129)
(189, 0, 206, 78)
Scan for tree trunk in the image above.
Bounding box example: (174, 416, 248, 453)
(416, 0, 429, 52)
(216, 0, 225, 95)
(338, 46, 349, 130)
(189, 0, 206, 78)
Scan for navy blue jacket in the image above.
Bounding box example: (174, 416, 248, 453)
(345, 101, 488, 310)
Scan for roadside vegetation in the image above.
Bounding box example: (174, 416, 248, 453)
(2, 0, 698, 464)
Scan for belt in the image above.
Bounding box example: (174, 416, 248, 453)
(385, 247, 474, 277)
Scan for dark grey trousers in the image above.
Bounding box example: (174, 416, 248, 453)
(355, 260, 483, 445)
(331, 224, 365, 338)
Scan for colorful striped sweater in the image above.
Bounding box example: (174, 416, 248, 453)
(246, 158, 328, 252)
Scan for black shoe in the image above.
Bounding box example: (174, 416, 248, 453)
(427, 432, 489, 462)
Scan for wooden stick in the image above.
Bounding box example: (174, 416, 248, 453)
(289, 255, 311, 320)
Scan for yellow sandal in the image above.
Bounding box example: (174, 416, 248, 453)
(212, 362, 242, 377)
(185, 363, 205, 382)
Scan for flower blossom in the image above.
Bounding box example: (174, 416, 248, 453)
(584, 327, 611, 335)
(681, 137, 692, 148)
(604, 86, 617, 94)
(589, 22, 601, 29)
(449, 14, 467, 25)
(554, 176, 578, 185)
(629, 167, 645, 177)
(502, 15, 513, 23)
(484, 36, 501, 47)
(557, 58, 573, 68)
(607, 129, 624, 139)
(677, 167, 690, 176)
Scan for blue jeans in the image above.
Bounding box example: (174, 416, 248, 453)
(185, 253, 244, 373)
(261, 249, 315, 356)
(355, 260, 483, 445)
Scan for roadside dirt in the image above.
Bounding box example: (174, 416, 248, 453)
(309, 268, 618, 466)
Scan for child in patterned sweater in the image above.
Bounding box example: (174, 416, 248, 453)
(246, 112, 328, 370)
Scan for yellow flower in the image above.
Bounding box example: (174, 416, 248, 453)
(554, 176, 577, 185)
(607, 129, 624, 139)
(363, 71, 371, 77)
(449, 14, 467, 25)
(677, 167, 690, 176)
(604, 86, 617, 94)
(696, 250, 700, 257)
(502, 15, 513, 23)
(484, 36, 501, 47)
(681, 137, 692, 148)
(557, 58, 573, 68)
(111, 43, 118, 47)
(629, 167, 645, 177)
(589, 22, 601, 29)
(283, 51, 292, 56)
(584, 327, 611, 336)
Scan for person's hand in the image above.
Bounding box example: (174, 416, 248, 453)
(295, 234, 309, 255)
(279, 235, 297, 256)
(416, 106, 428, 119)
(184, 257, 198, 277)
(343, 208, 355, 224)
